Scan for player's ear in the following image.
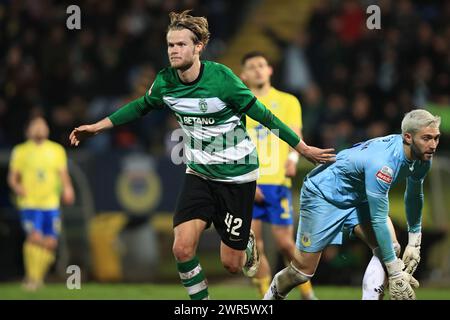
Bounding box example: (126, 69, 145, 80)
(403, 132, 413, 145)
(195, 42, 204, 55)
(268, 65, 273, 77)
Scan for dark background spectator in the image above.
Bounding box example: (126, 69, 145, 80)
(0, 0, 448, 152)
(0, 0, 246, 153)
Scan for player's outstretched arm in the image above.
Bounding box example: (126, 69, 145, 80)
(70, 95, 156, 147)
(245, 99, 335, 165)
(294, 140, 335, 165)
(69, 117, 113, 147)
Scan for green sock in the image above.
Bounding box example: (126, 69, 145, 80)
(176, 256, 209, 300)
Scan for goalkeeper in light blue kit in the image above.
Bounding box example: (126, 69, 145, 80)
(264, 109, 441, 300)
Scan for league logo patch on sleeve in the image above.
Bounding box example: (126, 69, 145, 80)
(376, 166, 393, 184)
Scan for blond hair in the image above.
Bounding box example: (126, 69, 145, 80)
(167, 10, 210, 48)
(401, 109, 441, 135)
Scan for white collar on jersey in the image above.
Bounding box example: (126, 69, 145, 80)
(409, 160, 416, 172)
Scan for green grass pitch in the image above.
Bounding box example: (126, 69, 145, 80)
(1, 281, 450, 300)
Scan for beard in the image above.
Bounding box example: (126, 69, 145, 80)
(170, 58, 193, 71)
(170, 48, 196, 71)
(411, 140, 432, 161)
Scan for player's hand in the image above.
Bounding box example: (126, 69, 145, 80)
(295, 140, 335, 165)
(284, 159, 297, 177)
(254, 186, 265, 204)
(62, 186, 75, 205)
(402, 232, 421, 275)
(69, 125, 98, 146)
(70, 118, 113, 146)
(386, 258, 419, 300)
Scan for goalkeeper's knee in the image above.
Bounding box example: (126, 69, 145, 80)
(274, 262, 313, 297)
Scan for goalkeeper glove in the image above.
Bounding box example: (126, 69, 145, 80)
(402, 232, 421, 275)
(385, 258, 419, 300)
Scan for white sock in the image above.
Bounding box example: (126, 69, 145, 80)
(362, 255, 387, 300)
(263, 262, 312, 300)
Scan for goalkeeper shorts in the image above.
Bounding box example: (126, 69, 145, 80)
(296, 183, 363, 252)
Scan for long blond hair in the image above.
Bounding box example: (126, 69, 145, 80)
(167, 10, 210, 49)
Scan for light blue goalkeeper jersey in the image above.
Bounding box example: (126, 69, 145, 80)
(303, 134, 430, 263)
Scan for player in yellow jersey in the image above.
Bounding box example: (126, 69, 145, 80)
(241, 52, 317, 300)
(8, 116, 75, 291)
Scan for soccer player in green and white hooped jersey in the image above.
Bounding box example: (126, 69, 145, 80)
(70, 10, 335, 300)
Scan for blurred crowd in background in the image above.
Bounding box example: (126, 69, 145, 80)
(0, 0, 246, 152)
(283, 0, 450, 150)
(0, 0, 449, 154)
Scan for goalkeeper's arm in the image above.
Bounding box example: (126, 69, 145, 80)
(367, 193, 419, 300)
(366, 193, 397, 263)
(402, 176, 424, 274)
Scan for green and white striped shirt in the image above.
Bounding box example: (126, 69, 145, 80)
(109, 60, 300, 183)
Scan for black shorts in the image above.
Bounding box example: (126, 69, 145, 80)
(174, 174, 256, 250)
